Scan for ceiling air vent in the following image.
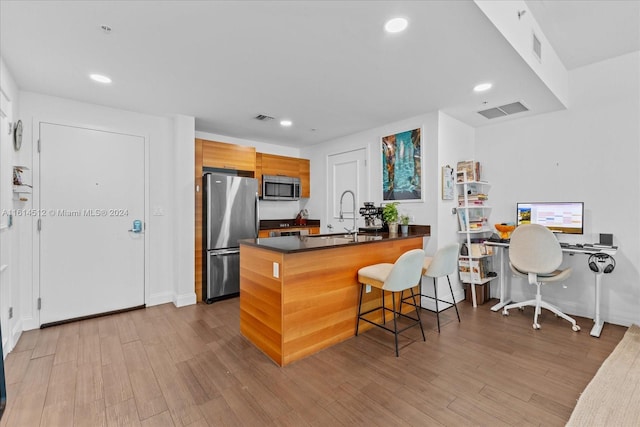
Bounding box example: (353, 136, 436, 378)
(532, 32, 542, 62)
(254, 114, 275, 121)
(477, 101, 529, 120)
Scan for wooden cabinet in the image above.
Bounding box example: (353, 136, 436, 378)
(257, 227, 320, 238)
(256, 153, 311, 198)
(201, 139, 256, 171)
(299, 158, 310, 198)
(260, 153, 300, 176)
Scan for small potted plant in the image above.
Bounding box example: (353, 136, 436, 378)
(400, 214, 410, 235)
(382, 202, 399, 234)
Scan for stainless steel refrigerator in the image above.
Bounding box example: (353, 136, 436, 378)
(204, 173, 259, 303)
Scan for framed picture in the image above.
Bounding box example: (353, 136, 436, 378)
(381, 128, 422, 201)
(442, 165, 454, 200)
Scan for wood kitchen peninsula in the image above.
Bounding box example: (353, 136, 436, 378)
(239, 227, 430, 366)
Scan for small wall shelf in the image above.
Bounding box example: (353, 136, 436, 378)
(12, 166, 32, 202)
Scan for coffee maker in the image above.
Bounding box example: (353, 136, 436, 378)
(359, 202, 383, 230)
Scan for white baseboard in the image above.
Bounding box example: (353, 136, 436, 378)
(147, 292, 174, 307)
(173, 292, 197, 307)
(11, 319, 23, 351)
(21, 316, 39, 332)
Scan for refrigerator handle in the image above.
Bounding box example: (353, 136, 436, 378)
(209, 248, 240, 256)
(255, 192, 260, 237)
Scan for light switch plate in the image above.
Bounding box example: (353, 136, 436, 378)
(273, 262, 279, 278)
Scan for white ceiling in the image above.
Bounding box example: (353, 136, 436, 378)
(1, 1, 638, 147)
(525, 0, 640, 70)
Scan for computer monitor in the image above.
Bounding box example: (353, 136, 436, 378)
(516, 202, 584, 235)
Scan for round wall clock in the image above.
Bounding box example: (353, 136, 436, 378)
(13, 120, 23, 151)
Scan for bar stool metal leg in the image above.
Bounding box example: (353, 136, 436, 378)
(447, 275, 460, 323)
(410, 287, 426, 341)
(433, 278, 441, 332)
(392, 294, 399, 357)
(356, 283, 365, 336)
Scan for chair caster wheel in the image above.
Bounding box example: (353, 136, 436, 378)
(533, 323, 541, 330)
(572, 325, 581, 332)
(502, 310, 509, 316)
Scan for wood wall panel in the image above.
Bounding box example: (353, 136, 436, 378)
(194, 139, 203, 302)
(240, 237, 424, 366)
(195, 138, 257, 301)
(239, 245, 283, 365)
(255, 153, 263, 196)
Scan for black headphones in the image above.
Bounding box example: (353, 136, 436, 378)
(588, 253, 615, 274)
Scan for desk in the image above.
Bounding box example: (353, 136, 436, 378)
(485, 241, 617, 337)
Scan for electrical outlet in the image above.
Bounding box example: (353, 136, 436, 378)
(8, 307, 13, 319)
(366, 284, 371, 293)
(273, 262, 279, 278)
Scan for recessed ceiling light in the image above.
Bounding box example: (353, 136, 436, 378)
(474, 83, 492, 92)
(384, 17, 408, 33)
(90, 74, 112, 84)
(280, 120, 292, 127)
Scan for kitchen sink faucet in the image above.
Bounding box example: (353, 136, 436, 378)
(339, 189, 357, 240)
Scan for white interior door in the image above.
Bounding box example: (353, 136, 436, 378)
(327, 148, 367, 232)
(39, 123, 145, 325)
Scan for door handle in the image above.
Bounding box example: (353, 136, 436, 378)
(128, 220, 143, 233)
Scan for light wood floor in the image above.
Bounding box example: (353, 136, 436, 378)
(0, 297, 627, 426)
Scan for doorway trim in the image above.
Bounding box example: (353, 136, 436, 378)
(26, 117, 150, 330)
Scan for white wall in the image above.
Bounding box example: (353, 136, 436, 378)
(0, 56, 23, 353)
(17, 91, 191, 329)
(436, 112, 476, 302)
(300, 111, 477, 307)
(301, 112, 439, 253)
(173, 115, 196, 307)
(474, 0, 568, 106)
(476, 52, 640, 327)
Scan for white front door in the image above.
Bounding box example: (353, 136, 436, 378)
(327, 148, 368, 232)
(39, 123, 145, 325)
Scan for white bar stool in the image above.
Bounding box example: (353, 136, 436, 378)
(356, 249, 426, 357)
(401, 244, 460, 332)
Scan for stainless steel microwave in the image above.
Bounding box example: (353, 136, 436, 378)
(262, 175, 301, 200)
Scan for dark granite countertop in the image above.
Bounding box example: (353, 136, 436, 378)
(240, 225, 430, 254)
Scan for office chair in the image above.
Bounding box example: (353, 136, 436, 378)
(356, 249, 426, 356)
(502, 224, 580, 332)
(400, 244, 460, 332)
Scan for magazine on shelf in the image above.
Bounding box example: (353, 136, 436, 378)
(456, 160, 481, 182)
(457, 209, 487, 232)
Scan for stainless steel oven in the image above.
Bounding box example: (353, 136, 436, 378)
(268, 229, 309, 237)
(262, 175, 301, 201)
